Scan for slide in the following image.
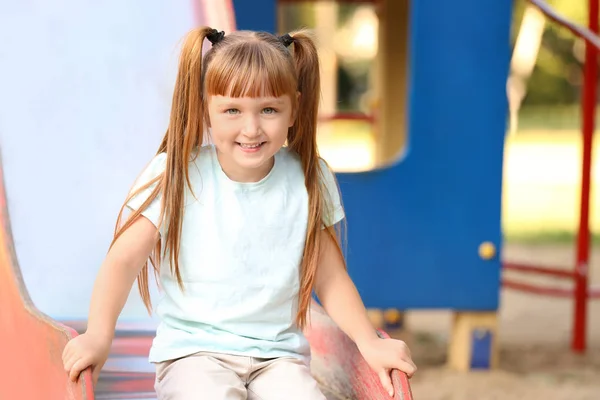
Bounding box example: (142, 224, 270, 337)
(0, 157, 94, 399)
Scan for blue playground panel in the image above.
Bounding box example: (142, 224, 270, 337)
(232, 0, 512, 312)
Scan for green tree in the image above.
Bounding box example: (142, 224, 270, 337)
(512, 0, 594, 106)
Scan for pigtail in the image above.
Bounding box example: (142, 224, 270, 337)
(286, 31, 346, 329)
(112, 27, 216, 314)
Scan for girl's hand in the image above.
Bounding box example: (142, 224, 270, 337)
(358, 337, 417, 397)
(62, 332, 112, 385)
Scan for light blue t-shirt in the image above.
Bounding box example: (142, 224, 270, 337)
(126, 145, 344, 364)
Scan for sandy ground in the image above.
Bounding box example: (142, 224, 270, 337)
(396, 243, 600, 400)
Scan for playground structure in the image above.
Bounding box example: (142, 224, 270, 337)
(0, 0, 598, 398)
(264, 0, 600, 370)
(501, 0, 600, 355)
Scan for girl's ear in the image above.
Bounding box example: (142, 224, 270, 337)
(289, 91, 301, 127)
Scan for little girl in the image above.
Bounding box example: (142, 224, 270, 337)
(62, 27, 416, 399)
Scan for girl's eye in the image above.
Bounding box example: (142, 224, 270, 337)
(263, 107, 277, 114)
(225, 109, 240, 114)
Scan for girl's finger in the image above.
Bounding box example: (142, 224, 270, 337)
(378, 368, 394, 397)
(392, 358, 417, 378)
(64, 354, 79, 373)
(69, 358, 89, 382)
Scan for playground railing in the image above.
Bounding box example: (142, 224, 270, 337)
(502, 0, 599, 353)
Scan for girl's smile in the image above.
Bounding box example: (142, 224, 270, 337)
(237, 141, 266, 152)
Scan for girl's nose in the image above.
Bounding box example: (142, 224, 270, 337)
(241, 115, 261, 137)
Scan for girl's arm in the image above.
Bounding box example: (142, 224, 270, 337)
(86, 215, 159, 338)
(313, 229, 380, 346)
(62, 215, 158, 383)
(314, 228, 416, 396)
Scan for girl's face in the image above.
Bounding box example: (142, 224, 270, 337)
(207, 94, 295, 182)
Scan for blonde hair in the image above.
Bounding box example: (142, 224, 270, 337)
(112, 27, 345, 329)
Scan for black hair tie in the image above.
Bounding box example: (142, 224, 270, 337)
(279, 33, 294, 47)
(206, 29, 225, 45)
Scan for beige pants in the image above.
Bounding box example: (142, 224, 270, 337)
(154, 351, 326, 400)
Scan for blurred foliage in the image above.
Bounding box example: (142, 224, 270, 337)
(278, 3, 315, 33)
(512, 0, 597, 106)
(279, 2, 374, 112)
(337, 4, 357, 27)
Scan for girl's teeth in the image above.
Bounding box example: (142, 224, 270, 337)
(240, 143, 261, 148)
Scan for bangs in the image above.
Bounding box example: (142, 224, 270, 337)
(204, 41, 297, 98)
